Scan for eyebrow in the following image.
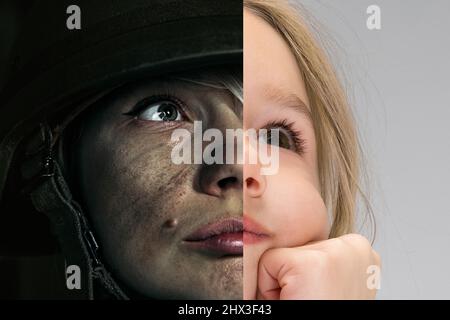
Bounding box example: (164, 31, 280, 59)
(262, 84, 312, 122)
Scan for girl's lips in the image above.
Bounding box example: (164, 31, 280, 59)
(243, 216, 271, 245)
(183, 218, 243, 257)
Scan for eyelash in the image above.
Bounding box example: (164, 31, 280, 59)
(263, 119, 306, 155)
(123, 93, 189, 120)
(124, 98, 306, 154)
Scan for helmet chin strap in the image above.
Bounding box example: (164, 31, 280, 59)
(20, 121, 128, 300)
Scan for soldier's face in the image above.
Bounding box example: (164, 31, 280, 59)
(75, 77, 243, 299)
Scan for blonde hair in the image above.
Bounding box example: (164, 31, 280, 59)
(245, 0, 373, 238)
(173, 67, 243, 103)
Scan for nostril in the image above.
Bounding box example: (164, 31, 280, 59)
(245, 177, 264, 197)
(218, 176, 239, 190)
(245, 177, 258, 189)
(245, 178, 258, 188)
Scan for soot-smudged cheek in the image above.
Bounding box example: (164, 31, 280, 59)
(84, 130, 181, 238)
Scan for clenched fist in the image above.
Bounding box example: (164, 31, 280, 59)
(256, 234, 381, 300)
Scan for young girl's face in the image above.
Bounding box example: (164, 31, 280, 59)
(243, 10, 330, 299)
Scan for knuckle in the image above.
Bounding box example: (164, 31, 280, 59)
(342, 233, 371, 250)
(372, 249, 382, 266)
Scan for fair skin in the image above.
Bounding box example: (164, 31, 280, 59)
(243, 10, 380, 300)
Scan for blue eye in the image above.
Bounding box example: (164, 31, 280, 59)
(137, 101, 182, 121)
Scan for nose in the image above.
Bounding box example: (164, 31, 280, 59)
(198, 164, 243, 197)
(244, 162, 266, 198)
(244, 134, 266, 198)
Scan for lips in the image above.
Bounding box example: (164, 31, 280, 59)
(183, 218, 243, 256)
(243, 216, 271, 244)
(184, 217, 271, 256)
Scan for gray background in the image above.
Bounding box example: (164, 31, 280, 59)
(297, 0, 450, 299)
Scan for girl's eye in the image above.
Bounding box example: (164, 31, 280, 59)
(262, 119, 306, 155)
(266, 128, 296, 150)
(137, 101, 183, 121)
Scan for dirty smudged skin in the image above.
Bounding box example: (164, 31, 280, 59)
(74, 77, 243, 299)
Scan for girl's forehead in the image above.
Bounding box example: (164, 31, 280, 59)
(244, 14, 308, 109)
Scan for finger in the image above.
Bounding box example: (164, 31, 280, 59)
(257, 260, 281, 300)
(257, 248, 302, 300)
(257, 248, 289, 299)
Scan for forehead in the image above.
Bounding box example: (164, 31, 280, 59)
(243, 10, 310, 110)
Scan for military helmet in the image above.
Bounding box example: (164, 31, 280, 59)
(0, 0, 242, 299)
